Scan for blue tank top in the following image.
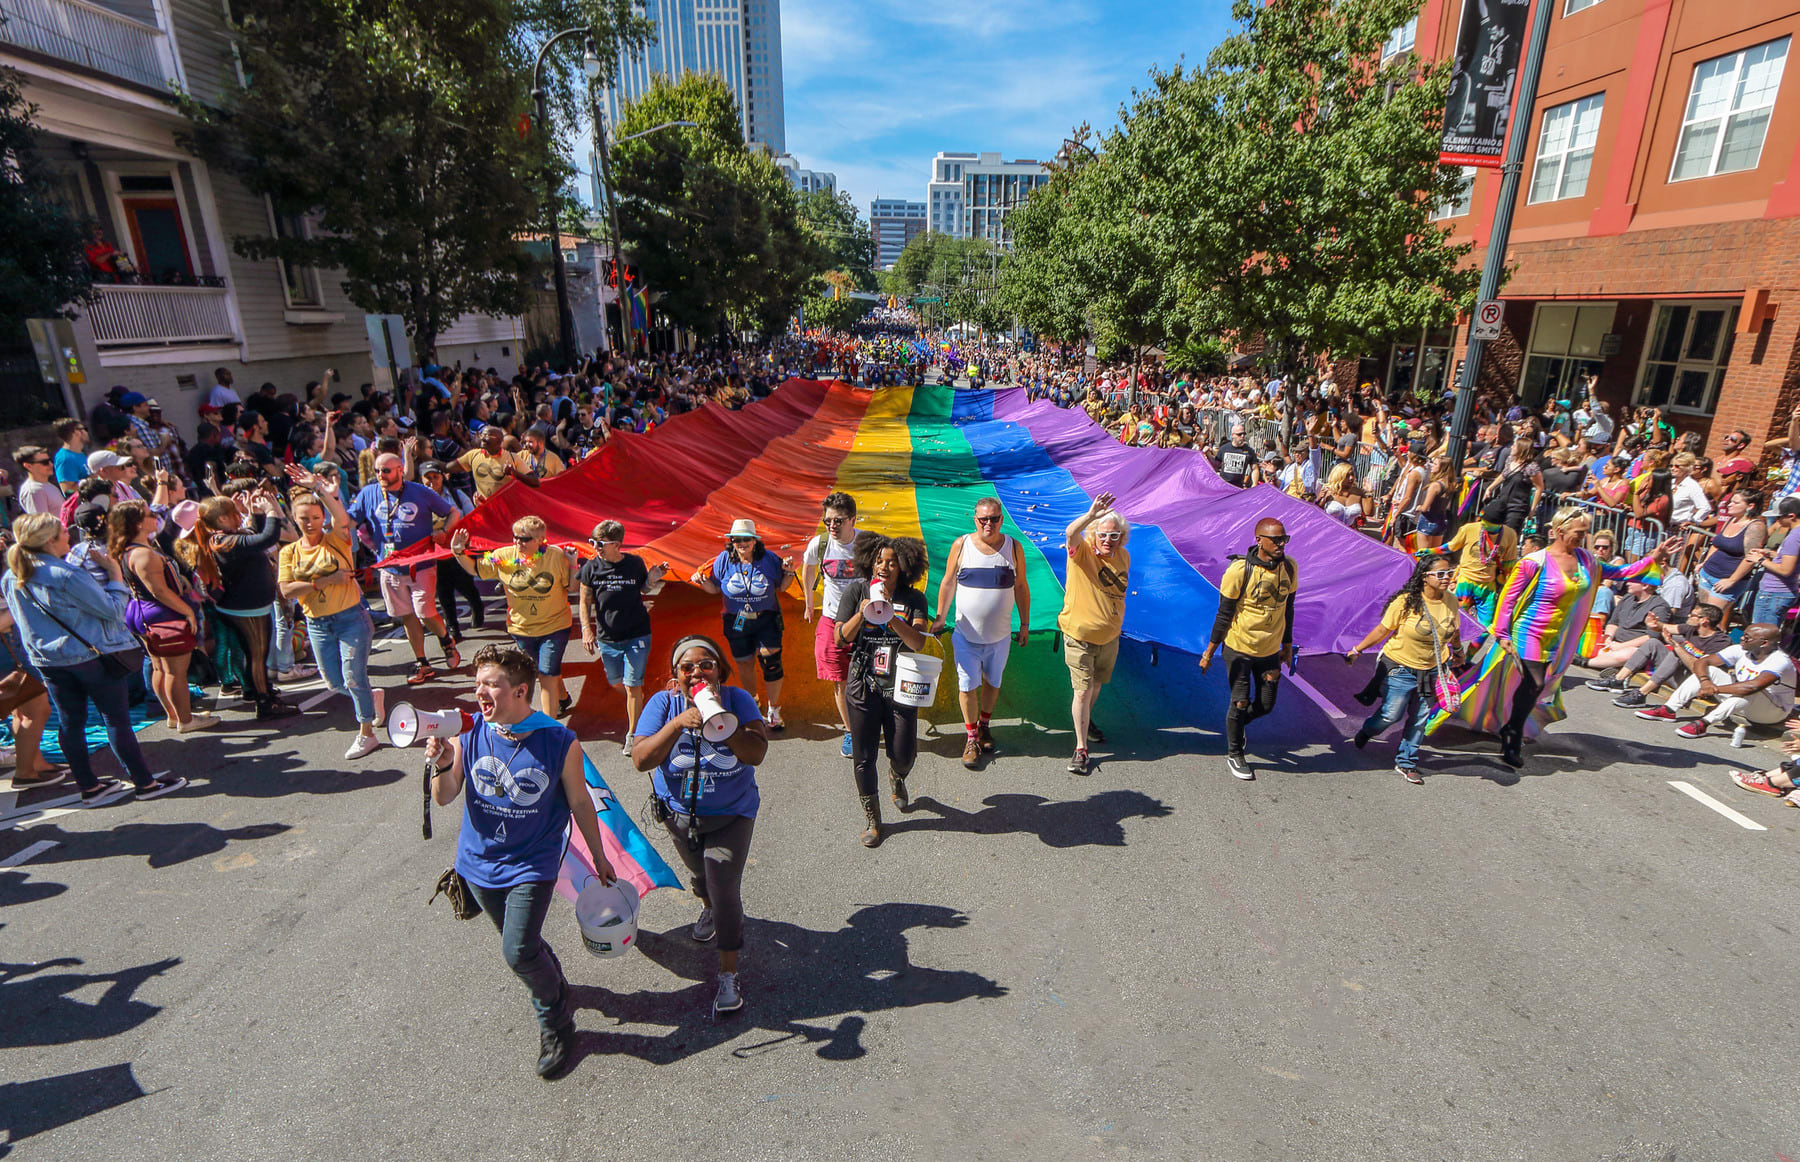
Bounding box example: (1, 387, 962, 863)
(455, 719, 574, 890)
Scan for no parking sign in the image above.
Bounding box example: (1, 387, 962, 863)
(1471, 299, 1504, 341)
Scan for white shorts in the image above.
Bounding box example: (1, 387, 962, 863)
(380, 564, 438, 619)
(952, 630, 1011, 692)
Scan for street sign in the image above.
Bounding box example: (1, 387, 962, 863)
(1470, 299, 1504, 341)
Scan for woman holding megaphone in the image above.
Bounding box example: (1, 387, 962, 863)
(632, 635, 768, 1016)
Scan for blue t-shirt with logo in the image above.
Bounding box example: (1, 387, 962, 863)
(454, 719, 573, 890)
(54, 447, 88, 487)
(635, 686, 763, 818)
(350, 481, 452, 571)
(711, 549, 785, 615)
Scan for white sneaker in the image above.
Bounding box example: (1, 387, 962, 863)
(277, 666, 317, 682)
(621, 734, 634, 757)
(344, 733, 381, 760)
(177, 714, 221, 733)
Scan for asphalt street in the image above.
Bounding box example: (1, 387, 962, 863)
(2, 611, 1797, 1161)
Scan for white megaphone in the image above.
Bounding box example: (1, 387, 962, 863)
(863, 579, 893, 626)
(691, 683, 739, 743)
(386, 702, 475, 748)
(576, 876, 640, 958)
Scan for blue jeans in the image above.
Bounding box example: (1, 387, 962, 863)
(511, 627, 572, 677)
(39, 658, 156, 791)
(1750, 590, 1797, 627)
(305, 605, 377, 725)
(597, 633, 650, 686)
(1359, 664, 1432, 771)
(269, 602, 295, 675)
(466, 879, 570, 1031)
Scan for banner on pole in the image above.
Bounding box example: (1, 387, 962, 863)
(1438, 0, 1532, 168)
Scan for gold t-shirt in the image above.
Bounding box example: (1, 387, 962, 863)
(278, 530, 362, 618)
(1446, 522, 1518, 588)
(475, 545, 574, 635)
(455, 448, 531, 497)
(1057, 538, 1130, 644)
(1217, 556, 1298, 657)
(1378, 592, 1460, 670)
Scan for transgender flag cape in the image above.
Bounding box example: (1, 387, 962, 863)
(556, 754, 681, 902)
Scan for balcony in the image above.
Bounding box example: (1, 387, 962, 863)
(0, 0, 179, 92)
(87, 279, 235, 348)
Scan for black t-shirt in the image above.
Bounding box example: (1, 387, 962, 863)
(1541, 465, 1586, 498)
(833, 578, 928, 702)
(1217, 442, 1255, 487)
(185, 441, 231, 492)
(578, 552, 652, 642)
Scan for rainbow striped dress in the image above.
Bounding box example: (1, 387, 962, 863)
(1432, 547, 1659, 736)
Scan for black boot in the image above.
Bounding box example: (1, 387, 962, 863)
(1499, 725, 1524, 769)
(536, 1020, 574, 1078)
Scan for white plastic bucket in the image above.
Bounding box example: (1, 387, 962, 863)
(576, 877, 640, 959)
(893, 651, 943, 708)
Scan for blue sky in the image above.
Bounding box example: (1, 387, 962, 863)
(779, 0, 1238, 213)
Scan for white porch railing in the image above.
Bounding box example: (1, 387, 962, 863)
(88, 284, 236, 348)
(0, 0, 177, 91)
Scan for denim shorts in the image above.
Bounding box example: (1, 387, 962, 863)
(511, 627, 572, 676)
(597, 633, 651, 686)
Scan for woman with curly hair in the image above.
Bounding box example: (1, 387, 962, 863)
(176, 492, 299, 719)
(1343, 553, 1462, 783)
(833, 532, 930, 847)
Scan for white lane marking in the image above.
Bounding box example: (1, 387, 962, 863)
(300, 688, 339, 711)
(1668, 780, 1768, 831)
(0, 790, 83, 822)
(1287, 669, 1349, 720)
(0, 789, 14, 816)
(0, 839, 59, 868)
(0, 805, 81, 832)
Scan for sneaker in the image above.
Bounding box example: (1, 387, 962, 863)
(1675, 720, 1709, 739)
(1352, 730, 1371, 749)
(445, 643, 462, 671)
(220, 683, 242, 698)
(556, 694, 573, 718)
(344, 733, 381, 760)
(276, 665, 317, 683)
(80, 777, 130, 805)
(1067, 747, 1089, 775)
(714, 971, 744, 1015)
(765, 705, 784, 731)
(135, 775, 188, 800)
(1729, 769, 1786, 798)
(1086, 720, 1106, 744)
(1634, 705, 1677, 721)
(176, 714, 221, 733)
(536, 1021, 575, 1078)
(1612, 689, 1647, 708)
(692, 906, 716, 942)
(621, 735, 634, 758)
(978, 720, 995, 753)
(961, 732, 982, 770)
(407, 662, 437, 686)
(840, 731, 853, 758)
(1226, 753, 1254, 780)
(256, 700, 302, 720)
(1584, 676, 1624, 692)
(1397, 765, 1424, 785)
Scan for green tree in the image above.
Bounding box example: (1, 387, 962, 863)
(890, 230, 947, 296)
(181, 0, 651, 356)
(0, 54, 93, 334)
(798, 188, 874, 290)
(804, 289, 873, 331)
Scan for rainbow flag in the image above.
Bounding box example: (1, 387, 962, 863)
(628, 286, 649, 331)
(1576, 612, 1607, 658)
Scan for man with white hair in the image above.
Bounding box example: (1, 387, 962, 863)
(1059, 492, 1131, 776)
(350, 452, 462, 685)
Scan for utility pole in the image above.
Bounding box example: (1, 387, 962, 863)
(1444, 0, 1557, 480)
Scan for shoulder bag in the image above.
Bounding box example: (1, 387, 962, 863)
(19, 583, 144, 680)
(1419, 603, 1462, 710)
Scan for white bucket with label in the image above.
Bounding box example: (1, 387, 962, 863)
(576, 876, 640, 959)
(893, 649, 944, 708)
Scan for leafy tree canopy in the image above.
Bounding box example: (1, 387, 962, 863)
(0, 55, 93, 335)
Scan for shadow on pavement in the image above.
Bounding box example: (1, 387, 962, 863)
(0, 956, 178, 1049)
(893, 790, 1172, 847)
(19, 820, 292, 870)
(0, 1062, 148, 1156)
(565, 903, 1005, 1068)
(0, 869, 68, 909)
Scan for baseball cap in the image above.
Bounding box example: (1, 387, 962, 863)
(1718, 457, 1756, 477)
(87, 449, 129, 472)
(419, 460, 446, 476)
(119, 391, 147, 407)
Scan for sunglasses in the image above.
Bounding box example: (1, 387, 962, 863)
(730, 536, 754, 543)
(974, 515, 1002, 525)
(513, 534, 538, 543)
(676, 659, 719, 674)
(822, 516, 850, 527)
(1259, 534, 1291, 544)
(590, 538, 619, 547)
(1095, 532, 1123, 541)
(1427, 569, 1454, 578)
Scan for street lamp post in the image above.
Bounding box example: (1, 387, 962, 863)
(589, 109, 696, 359)
(531, 28, 601, 371)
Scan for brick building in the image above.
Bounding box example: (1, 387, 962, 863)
(1365, 0, 1800, 460)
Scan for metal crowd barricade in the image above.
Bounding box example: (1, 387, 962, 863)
(1564, 497, 1666, 560)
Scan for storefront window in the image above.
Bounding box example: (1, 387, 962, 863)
(1635, 301, 1738, 413)
(1522, 302, 1614, 407)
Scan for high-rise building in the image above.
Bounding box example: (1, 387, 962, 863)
(598, 0, 786, 153)
(775, 155, 837, 196)
(870, 199, 927, 268)
(926, 151, 1051, 246)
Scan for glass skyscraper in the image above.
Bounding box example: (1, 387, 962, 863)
(597, 0, 786, 153)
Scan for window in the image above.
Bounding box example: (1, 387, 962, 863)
(1523, 302, 1615, 407)
(265, 198, 322, 308)
(1432, 165, 1477, 219)
(1563, 0, 1601, 13)
(1527, 93, 1604, 203)
(1635, 301, 1738, 413)
(1381, 16, 1417, 61)
(1669, 38, 1789, 182)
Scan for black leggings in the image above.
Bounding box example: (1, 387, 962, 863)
(846, 686, 917, 796)
(218, 610, 276, 704)
(1223, 645, 1281, 755)
(662, 813, 754, 953)
(1505, 658, 1550, 737)
(437, 563, 484, 636)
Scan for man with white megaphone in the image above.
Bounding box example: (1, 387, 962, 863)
(426, 643, 616, 1079)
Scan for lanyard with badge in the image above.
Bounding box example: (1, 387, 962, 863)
(378, 488, 405, 559)
(727, 558, 759, 629)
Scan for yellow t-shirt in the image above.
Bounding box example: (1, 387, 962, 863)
(1378, 592, 1460, 670)
(525, 449, 565, 478)
(1446, 521, 1518, 589)
(1217, 555, 1297, 657)
(1058, 538, 1130, 644)
(455, 448, 531, 497)
(475, 544, 574, 635)
(278, 530, 361, 618)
